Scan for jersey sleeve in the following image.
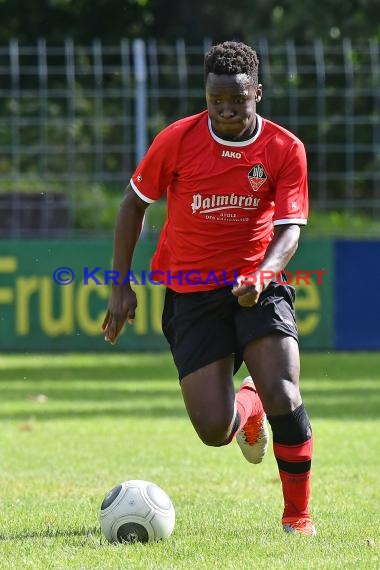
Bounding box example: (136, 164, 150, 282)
(273, 140, 309, 226)
(130, 125, 179, 203)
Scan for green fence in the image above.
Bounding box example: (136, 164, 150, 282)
(0, 239, 333, 351)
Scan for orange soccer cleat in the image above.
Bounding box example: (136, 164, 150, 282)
(282, 517, 317, 536)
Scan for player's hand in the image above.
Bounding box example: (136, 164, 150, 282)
(232, 275, 263, 307)
(102, 286, 137, 345)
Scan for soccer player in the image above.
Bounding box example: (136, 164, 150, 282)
(103, 41, 316, 536)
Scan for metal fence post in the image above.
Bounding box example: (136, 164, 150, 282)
(147, 38, 159, 119)
(121, 38, 132, 178)
(65, 37, 76, 230)
(132, 39, 148, 234)
(314, 39, 327, 207)
(37, 38, 48, 180)
(93, 38, 104, 187)
(9, 38, 20, 178)
(37, 38, 49, 235)
(258, 38, 271, 117)
(369, 38, 380, 210)
(176, 38, 188, 116)
(343, 38, 355, 212)
(286, 40, 299, 132)
(132, 39, 147, 164)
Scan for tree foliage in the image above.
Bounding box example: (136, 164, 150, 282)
(0, 0, 378, 224)
(0, 0, 379, 44)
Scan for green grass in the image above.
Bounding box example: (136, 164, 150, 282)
(0, 352, 379, 569)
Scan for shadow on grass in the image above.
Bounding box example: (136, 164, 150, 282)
(1, 384, 379, 421)
(2, 385, 180, 402)
(0, 525, 100, 542)
(1, 355, 379, 421)
(0, 405, 187, 420)
(303, 388, 380, 420)
(0, 372, 187, 419)
(0, 363, 177, 383)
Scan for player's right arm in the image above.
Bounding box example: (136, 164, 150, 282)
(103, 120, 182, 344)
(102, 184, 149, 345)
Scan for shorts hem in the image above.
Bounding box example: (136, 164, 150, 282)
(178, 350, 235, 382)
(240, 326, 298, 352)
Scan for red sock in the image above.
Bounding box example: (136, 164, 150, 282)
(274, 438, 313, 518)
(235, 385, 264, 432)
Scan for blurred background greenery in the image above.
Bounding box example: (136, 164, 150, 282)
(0, 1, 379, 237)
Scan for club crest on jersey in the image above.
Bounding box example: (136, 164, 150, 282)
(248, 163, 267, 191)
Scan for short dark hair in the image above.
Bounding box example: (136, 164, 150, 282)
(204, 41, 259, 84)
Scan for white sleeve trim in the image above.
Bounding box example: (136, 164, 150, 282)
(130, 179, 156, 204)
(273, 218, 307, 226)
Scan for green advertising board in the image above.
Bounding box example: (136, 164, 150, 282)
(0, 238, 333, 351)
(287, 239, 333, 349)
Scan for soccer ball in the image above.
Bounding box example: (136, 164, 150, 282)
(99, 480, 175, 544)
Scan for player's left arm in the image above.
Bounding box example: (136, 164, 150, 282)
(232, 224, 300, 307)
(233, 139, 308, 307)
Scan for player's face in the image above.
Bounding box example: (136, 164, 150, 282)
(206, 73, 262, 142)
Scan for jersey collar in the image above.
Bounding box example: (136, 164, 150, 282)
(208, 114, 263, 147)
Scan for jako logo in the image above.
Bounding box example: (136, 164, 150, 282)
(221, 150, 242, 159)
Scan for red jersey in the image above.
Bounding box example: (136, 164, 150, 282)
(130, 110, 308, 292)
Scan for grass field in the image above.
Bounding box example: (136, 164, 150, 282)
(0, 352, 379, 569)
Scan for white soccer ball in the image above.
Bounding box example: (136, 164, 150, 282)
(99, 479, 175, 544)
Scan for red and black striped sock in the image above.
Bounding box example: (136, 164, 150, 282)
(267, 404, 313, 519)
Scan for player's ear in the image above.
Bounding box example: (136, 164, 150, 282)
(255, 84, 263, 103)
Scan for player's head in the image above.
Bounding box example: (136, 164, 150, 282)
(204, 41, 259, 85)
(204, 41, 262, 142)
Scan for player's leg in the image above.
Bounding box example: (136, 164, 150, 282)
(162, 286, 265, 448)
(235, 281, 315, 535)
(243, 333, 315, 536)
(180, 355, 264, 447)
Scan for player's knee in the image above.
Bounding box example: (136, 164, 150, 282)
(264, 380, 301, 415)
(196, 419, 231, 447)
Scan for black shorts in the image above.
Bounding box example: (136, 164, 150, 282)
(162, 281, 298, 380)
